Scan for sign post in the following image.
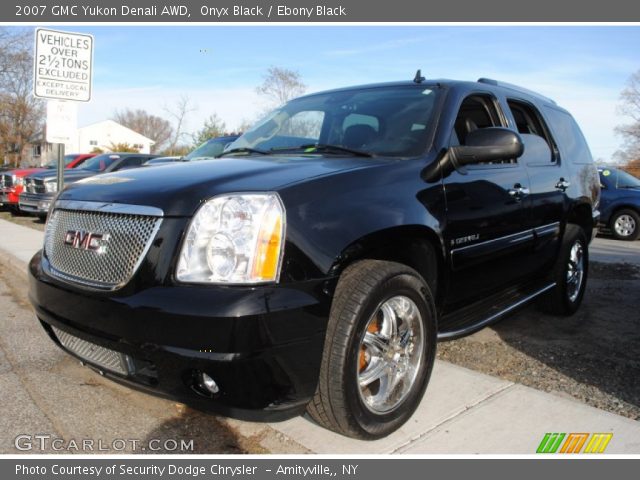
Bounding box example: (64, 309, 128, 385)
(45, 100, 78, 192)
(34, 28, 93, 192)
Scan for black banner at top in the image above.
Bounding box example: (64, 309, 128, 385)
(5, 0, 640, 22)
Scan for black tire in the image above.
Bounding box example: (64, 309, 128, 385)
(36, 213, 47, 222)
(540, 224, 588, 316)
(610, 209, 640, 241)
(307, 259, 437, 439)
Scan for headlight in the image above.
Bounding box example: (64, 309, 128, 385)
(176, 193, 285, 284)
(13, 175, 23, 186)
(45, 182, 58, 193)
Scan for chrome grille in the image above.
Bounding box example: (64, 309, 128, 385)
(52, 327, 132, 376)
(1, 174, 12, 188)
(44, 204, 162, 289)
(25, 177, 45, 194)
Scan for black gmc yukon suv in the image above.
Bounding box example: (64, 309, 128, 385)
(29, 77, 600, 439)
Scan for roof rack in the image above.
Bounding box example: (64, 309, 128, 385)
(477, 78, 557, 105)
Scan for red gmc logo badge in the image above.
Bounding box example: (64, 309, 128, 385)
(63, 230, 107, 252)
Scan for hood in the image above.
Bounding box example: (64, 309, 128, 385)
(57, 155, 384, 216)
(28, 168, 99, 181)
(5, 167, 45, 177)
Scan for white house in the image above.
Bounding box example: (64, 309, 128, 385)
(25, 120, 156, 167)
(69, 120, 155, 154)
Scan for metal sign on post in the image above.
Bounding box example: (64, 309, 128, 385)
(33, 28, 93, 193)
(34, 28, 93, 102)
(46, 100, 78, 144)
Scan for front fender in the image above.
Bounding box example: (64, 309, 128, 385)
(279, 158, 444, 277)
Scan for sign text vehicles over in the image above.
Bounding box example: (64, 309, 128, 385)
(34, 28, 93, 102)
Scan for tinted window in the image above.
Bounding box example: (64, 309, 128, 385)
(600, 168, 640, 189)
(453, 95, 502, 146)
(82, 154, 120, 172)
(451, 94, 512, 164)
(508, 100, 558, 162)
(543, 106, 592, 165)
(114, 157, 145, 170)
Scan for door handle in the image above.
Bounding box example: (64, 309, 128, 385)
(555, 178, 571, 191)
(508, 184, 530, 197)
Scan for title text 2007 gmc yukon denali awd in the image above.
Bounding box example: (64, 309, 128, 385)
(28, 76, 600, 439)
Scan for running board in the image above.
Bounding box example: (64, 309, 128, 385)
(437, 282, 556, 341)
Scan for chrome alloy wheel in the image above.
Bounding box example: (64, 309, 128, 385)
(614, 214, 636, 238)
(357, 295, 424, 414)
(566, 240, 585, 303)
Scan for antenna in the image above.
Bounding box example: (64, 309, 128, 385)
(413, 69, 425, 84)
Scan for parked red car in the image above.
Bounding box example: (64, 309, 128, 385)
(1, 167, 46, 212)
(0, 153, 95, 212)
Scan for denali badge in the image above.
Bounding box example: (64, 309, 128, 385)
(63, 230, 108, 252)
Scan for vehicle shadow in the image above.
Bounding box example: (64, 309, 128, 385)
(439, 261, 640, 419)
(140, 406, 251, 454)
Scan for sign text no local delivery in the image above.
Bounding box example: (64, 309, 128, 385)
(34, 28, 93, 102)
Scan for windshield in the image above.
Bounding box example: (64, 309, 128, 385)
(80, 154, 120, 172)
(44, 154, 77, 169)
(601, 168, 640, 188)
(615, 169, 640, 188)
(185, 138, 234, 160)
(225, 85, 439, 157)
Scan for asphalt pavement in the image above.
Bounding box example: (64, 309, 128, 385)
(590, 236, 640, 265)
(0, 218, 639, 454)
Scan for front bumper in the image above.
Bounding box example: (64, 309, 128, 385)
(1, 188, 18, 205)
(29, 250, 332, 421)
(19, 192, 54, 215)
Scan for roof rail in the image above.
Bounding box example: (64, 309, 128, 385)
(477, 77, 556, 105)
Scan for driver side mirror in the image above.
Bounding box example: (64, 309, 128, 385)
(423, 127, 524, 182)
(450, 127, 524, 167)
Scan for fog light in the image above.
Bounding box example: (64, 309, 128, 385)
(200, 373, 219, 394)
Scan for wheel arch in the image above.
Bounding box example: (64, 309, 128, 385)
(609, 203, 640, 221)
(328, 225, 447, 307)
(567, 201, 595, 242)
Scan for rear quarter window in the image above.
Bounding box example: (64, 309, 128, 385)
(543, 106, 593, 165)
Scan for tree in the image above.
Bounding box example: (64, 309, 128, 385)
(164, 95, 196, 155)
(256, 66, 306, 109)
(112, 109, 173, 153)
(615, 70, 640, 163)
(622, 158, 640, 178)
(0, 28, 45, 166)
(159, 144, 191, 157)
(192, 113, 226, 146)
(236, 118, 254, 134)
(106, 142, 139, 153)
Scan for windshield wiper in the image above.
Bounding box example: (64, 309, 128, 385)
(272, 143, 374, 157)
(222, 147, 269, 156)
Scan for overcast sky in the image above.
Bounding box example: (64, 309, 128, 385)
(26, 26, 640, 160)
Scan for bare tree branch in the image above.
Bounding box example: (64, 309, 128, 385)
(112, 109, 173, 153)
(0, 28, 45, 166)
(256, 66, 307, 109)
(164, 95, 196, 155)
